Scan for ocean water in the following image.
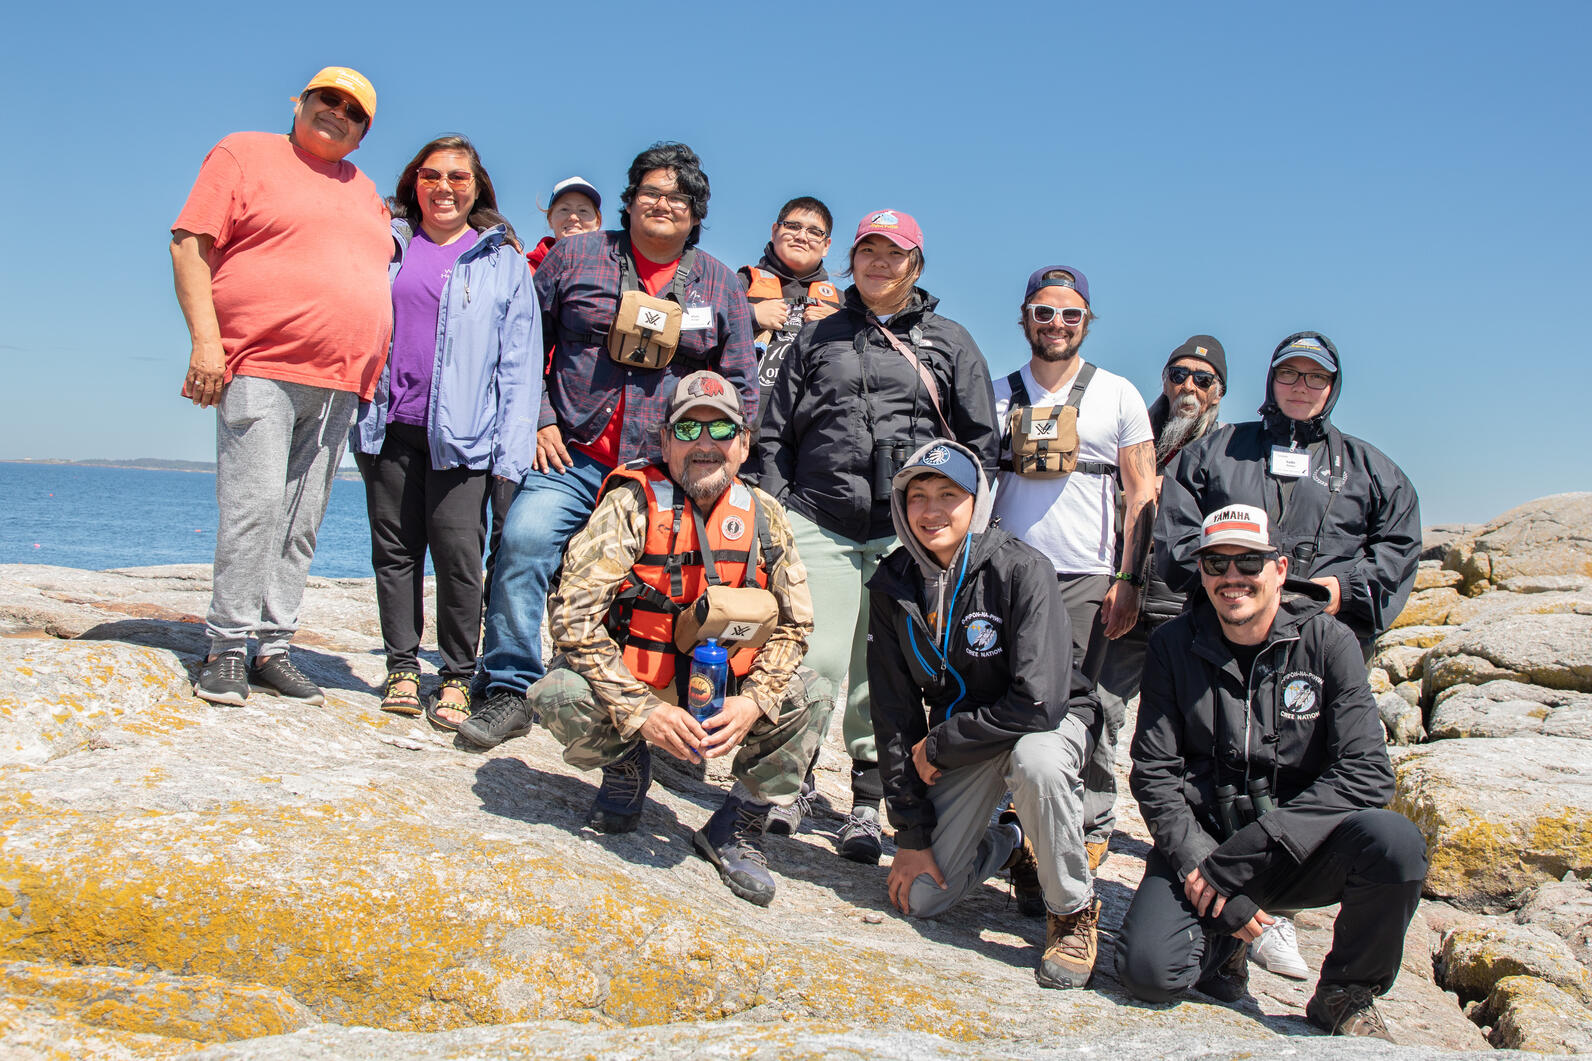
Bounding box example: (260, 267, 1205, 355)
(1, 462, 378, 578)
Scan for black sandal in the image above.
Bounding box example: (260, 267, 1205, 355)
(425, 677, 474, 732)
(381, 670, 423, 716)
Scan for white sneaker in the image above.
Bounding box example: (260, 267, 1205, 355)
(1248, 916, 1310, 979)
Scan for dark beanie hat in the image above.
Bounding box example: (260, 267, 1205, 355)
(1165, 335, 1227, 388)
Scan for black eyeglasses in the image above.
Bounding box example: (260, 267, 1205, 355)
(1198, 551, 1278, 577)
(1025, 304, 1086, 326)
(671, 418, 740, 442)
(1274, 366, 1333, 390)
(778, 219, 829, 240)
(314, 88, 368, 125)
(634, 187, 692, 211)
(1167, 366, 1218, 389)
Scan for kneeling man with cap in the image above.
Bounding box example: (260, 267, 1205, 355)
(1116, 504, 1428, 1040)
(867, 439, 1101, 988)
(528, 371, 832, 906)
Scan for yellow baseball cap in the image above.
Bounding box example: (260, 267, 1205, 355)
(298, 66, 377, 126)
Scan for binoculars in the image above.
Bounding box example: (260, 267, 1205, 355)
(872, 439, 912, 498)
(1214, 776, 1278, 839)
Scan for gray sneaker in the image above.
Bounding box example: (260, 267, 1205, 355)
(248, 653, 324, 706)
(195, 651, 248, 706)
(693, 792, 776, 906)
(457, 689, 536, 748)
(763, 774, 815, 836)
(1307, 983, 1394, 1042)
(838, 804, 883, 865)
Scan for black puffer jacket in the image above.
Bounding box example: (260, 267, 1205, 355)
(1154, 333, 1421, 642)
(757, 286, 999, 542)
(1130, 584, 1397, 933)
(867, 441, 1098, 850)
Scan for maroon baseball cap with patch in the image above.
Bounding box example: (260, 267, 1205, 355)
(852, 209, 924, 252)
(666, 370, 746, 427)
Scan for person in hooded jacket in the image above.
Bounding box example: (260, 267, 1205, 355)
(351, 135, 541, 727)
(1117, 504, 1428, 1040)
(1155, 332, 1421, 653)
(757, 210, 1000, 859)
(868, 439, 1102, 990)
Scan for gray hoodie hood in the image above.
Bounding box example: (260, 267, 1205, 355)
(889, 438, 994, 640)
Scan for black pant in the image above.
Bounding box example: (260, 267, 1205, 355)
(356, 422, 490, 680)
(1055, 572, 1110, 683)
(483, 474, 518, 611)
(1115, 809, 1428, 1002)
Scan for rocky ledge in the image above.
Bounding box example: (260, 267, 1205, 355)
(1, 492, 1586, 1058)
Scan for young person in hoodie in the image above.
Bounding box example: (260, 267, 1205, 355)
(1155, 332, 1421, 655)
(1117, 504, 1428, 1041)
(867, 439, 1102, 990)
(758, 210, 1000, 861)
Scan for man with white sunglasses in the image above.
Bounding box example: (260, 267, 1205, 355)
(1117, 504, 1427, 1042)
(991, 266, 1156, 883)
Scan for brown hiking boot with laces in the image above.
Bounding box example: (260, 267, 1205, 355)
(1036, 896, 1100, 989)
(1000, 833, 1046, 918)
(1307, 982, 1394, 1042)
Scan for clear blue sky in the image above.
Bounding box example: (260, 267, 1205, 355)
(5, 2, 1585, 524)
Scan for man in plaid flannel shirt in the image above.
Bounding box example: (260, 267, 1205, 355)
(458, 141, 757, 751)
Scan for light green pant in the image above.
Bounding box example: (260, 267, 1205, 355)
(786, 510, 897, 765)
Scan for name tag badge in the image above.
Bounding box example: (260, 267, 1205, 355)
(682, 307, 713, 331)
(1270, 447, 1311, 478)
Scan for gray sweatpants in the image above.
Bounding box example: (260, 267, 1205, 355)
(206, 376, 358, 657)
(906, 714, 1095, 919)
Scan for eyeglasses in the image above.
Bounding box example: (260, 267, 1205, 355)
(671, 418, 740, 442)
(313, 88, 368, 125)
(778, 219, 829, 240)
(1167, 366, 1218, 389)
(417, 169, 475, 188)
(1198, 551, 1278, 576)
(1274, 366, 1333, 390)
(1025, 304, 1087, 326)
(634, 187, 693, 211)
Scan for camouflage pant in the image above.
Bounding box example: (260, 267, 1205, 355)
(533, 665, 835, 806)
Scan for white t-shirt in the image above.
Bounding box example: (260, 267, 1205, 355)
(992, 361, 1153, 575)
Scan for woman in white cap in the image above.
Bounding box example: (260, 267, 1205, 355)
(526, 176, 602, 274)
(351, 136, 542, 726)
(757, 209, 1000, 860)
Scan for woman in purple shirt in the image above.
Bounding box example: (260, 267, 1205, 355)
(352, 136, 542, 725)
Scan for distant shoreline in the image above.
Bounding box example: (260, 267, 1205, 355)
(2, 458, 362, 480)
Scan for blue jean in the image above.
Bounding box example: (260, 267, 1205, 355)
(480, 449, 612, 695)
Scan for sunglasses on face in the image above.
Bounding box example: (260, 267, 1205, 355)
(417, 169, 475, 188)
(313, 88, 368, 125)
(671, 418, 740, 442)
(1167, 366, 1218, 389)
(1198, 551, 1278, 577)
(1274, 366, 1334, 390)
(1025, 303, 1087, 326)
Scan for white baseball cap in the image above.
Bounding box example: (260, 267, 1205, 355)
(1198, 504, 1275, 552)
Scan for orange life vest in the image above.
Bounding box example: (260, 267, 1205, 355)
(744, 267, 842, 323)
(603, 464, 777, 695)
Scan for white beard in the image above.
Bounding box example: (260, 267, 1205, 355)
(1157, 396, 1220, 464)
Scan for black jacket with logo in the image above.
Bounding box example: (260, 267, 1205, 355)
(1129, 584, 1396, 932)
(1153, 340, 1421, 642)
(756, 286, 999, 542)
(867, 524, 1098, 850)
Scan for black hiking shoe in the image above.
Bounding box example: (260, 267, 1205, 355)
(764, 773, 815, 836)
(588, 742, 652, 833)
(998, 811, 1046, 918)
(1195, 932, 1251, 1003)
(195, 651, 249, 706)
(247, 653, 324, 706)
(457, 689, 536, 748)
(1307, 982, 1394, 1042)
(693, 792, 777, 906)
(838, 805, 883, 865)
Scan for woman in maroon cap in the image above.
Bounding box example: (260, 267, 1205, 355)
(756, 209, 1000, 862)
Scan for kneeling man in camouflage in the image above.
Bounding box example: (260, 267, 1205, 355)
(530, 370, 831, 906)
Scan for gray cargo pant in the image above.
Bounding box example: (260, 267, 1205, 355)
(535, 665, 835, 806)
(905, 714, 1095, 919)
(207, 376, 358, 658)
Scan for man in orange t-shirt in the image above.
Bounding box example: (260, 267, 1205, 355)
(170, 66, 394, 708)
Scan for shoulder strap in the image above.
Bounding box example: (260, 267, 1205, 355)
(1006, 369, 1031, 406)
(1064, 362, 1097, 409)
(869, 313, 952, 437)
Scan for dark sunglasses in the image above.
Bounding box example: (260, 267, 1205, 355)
(1198, 551, 1278, 577)
(671, 418, 740, 442)
(1025, 304, 1087, 326)
(1167, 366, 1218, 389)
(314, 88, 368, 125)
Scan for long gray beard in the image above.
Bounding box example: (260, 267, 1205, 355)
(1157, 401, 1220, 464)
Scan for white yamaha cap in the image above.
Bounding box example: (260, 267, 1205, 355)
(1198, 504, 1275, 552)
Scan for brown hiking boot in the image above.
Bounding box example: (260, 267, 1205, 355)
(1001, 834, 1046, 918)
(1307, 983, 1394, 1042)
(1036, 897, 1099, 989)
(1085, 838, 1109, 872)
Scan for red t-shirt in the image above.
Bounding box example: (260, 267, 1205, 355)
(573, 247, 680, 466)
(172, 132, 394, 399)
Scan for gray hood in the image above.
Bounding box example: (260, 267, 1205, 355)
(888, 438, 994, 641)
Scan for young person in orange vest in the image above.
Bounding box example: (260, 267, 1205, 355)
(517, 371, 833, 906)
(737, 196, 843, 419)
